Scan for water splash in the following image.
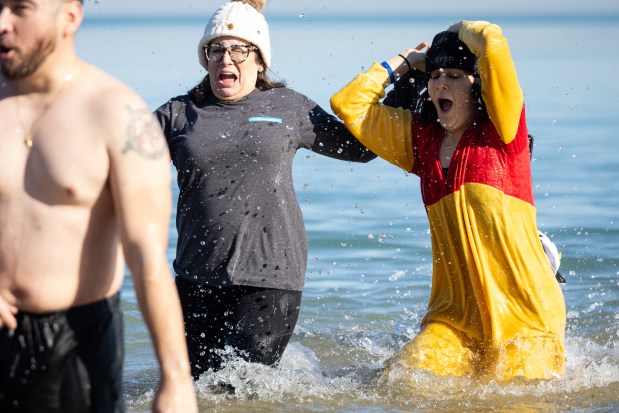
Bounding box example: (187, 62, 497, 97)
(127, 324, 617, 412)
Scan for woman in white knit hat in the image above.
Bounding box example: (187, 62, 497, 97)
(155, 0, 375, 380)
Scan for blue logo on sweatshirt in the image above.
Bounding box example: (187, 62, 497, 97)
(248, 116, 282, 124)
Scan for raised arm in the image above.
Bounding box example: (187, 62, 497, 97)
(330, 43, 428, 172)
(104, 91, 197, 412)
(457, 20, 524, 144)
(330, 64, 414, 171)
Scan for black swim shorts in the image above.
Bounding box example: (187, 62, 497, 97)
(0, 293, 124, 413)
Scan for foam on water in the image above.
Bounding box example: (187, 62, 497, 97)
(126, 322, 618, 412)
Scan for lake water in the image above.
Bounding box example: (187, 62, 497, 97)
(77, 10, 618, 413)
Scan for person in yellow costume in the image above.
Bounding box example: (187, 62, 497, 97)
(331, 20, 566, 381)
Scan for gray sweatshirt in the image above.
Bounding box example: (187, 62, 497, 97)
(155, 84, 375, 291)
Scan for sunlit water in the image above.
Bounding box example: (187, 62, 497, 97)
(78, 10, 618, 412)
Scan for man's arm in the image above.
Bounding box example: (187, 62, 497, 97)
(106, 95, 197, 412)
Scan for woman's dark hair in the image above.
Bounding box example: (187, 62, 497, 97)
(189, 49, 285, 103)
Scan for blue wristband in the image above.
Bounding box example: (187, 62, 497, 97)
(381, 61, 396, 84)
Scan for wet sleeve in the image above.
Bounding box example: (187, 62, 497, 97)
(153, 101, 173, 145)
(296, 93, 376, 163)
(383, 69, 428, 113)
(330, 62, 414, 172)
(460, 21, 524, 144)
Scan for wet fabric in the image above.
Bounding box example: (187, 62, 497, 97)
(0, 294, 124, 413)
(176, 276, 301, 379)
(155, 86, 375, 292)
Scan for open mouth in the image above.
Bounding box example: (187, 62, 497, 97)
(218, 73, 238, 84)
(438, 98, 453, 113)
(0, 45, 12, 58)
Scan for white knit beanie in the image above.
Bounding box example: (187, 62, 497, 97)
(198, 0, 271, 69)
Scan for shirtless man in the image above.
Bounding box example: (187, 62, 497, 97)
(0, 0, 197, 411)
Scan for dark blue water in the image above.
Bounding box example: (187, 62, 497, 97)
(78, 12, 619, 412)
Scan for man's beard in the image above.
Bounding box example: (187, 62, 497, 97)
(1, 35, 56, 80)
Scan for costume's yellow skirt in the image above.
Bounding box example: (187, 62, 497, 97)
(381, 322, 565, 382)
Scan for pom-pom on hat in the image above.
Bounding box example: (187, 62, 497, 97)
(198, 0, 271, 69)
(425, 30, 476, 74)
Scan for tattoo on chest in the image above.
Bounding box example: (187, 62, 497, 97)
(122, 106, 166, 159)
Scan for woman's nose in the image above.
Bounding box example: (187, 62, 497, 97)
(435, 74, 449, 88)
(220, 49, 234, 64)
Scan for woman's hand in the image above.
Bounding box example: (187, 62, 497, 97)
(384, 42, 428, 82)
(401, 42, 429, 72)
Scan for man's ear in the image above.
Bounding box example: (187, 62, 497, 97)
(62, 1, 84, 37)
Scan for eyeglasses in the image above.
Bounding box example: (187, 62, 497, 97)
(205, 44, 259, 63)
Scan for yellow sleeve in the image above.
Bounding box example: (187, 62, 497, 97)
(460, 21, 524, 144)
(330, 63, 414, 171)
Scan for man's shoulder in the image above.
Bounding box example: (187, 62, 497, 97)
(77, 63, 149, 122)
(76, 62, 145, 111)
(71, 63, 157, 150)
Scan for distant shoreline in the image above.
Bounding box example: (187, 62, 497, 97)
(82, 13, 619, 28)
